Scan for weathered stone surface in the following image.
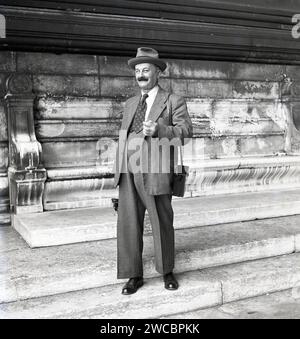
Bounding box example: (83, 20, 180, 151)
(170, 78, 189, 97)
(33, 75, 99, 96)
(0, 104, 7, 141)
(206, 253, 300, 303)
(0, 52, 16, 72)
(231, 63, 284, 81)
(4, 213, 300, 302)
(35, 97, 124, 120)
(233, 81, 279, 99)
(41, 151, 300, 209)
(211, 120, 282, 137)
(36, 120, 120, 139)
(286, 65, 300, 80)
(186, 99, 212, 118)
(0, 196, 10, 227)
(0, 74, 7, 96)
(18, 52, 98, 75)
(239, 135, 285, 155)
(100, 76, 138, 98)
(0, 175, 8, 198)
(168, 59, 231, 79)
(176, 188, 300, 227)
(187, 156, 300, 196)
(0, 270, 221, 319)
(163, 289, 300, 319)
(0, 214, 10, 227)
(0, 145, 8, 170)
(42, 141, 103, 167)
(291, 82, 300, 97)
(188, 80, 233, 98)
(12, 187, 300, 247)
(99, 56, 138, 77)
(0, 226, 26, 253)
(199, 137, 239, 158)
(0, 276, 18, 304)
(188, 99, 285, 136)
(3, 229, 300, 317)
(43, 178, 116, 211)
(212, 100, 284, 128)
(99, 55, 171, 77)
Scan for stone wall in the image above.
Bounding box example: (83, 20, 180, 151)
(1, 50, 300, 212)
(0, 52, 14, 225)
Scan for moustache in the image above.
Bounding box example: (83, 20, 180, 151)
(138, 77, 148, 82)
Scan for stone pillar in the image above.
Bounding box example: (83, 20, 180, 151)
(280, 74, 294, 154)
(280, 74, 300, 154)
(4, 74, 46, 214)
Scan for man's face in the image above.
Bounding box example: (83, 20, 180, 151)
(135, 63, 160, 91)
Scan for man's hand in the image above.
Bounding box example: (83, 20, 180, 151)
(143, 120, 158, 137)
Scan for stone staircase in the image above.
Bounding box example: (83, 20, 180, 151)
(11, 187, 300, 248)
(3, 187, 300, 318)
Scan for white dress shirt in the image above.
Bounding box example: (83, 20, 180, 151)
(141, 85, 159, 121)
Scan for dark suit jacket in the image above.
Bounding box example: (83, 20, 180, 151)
(114, 86, 193, 195)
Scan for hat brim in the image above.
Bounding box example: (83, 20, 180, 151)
(128, 57, 167, 72)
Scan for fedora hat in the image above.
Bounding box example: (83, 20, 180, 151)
(128, 47, 167, 72)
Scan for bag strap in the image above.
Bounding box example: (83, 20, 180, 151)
(166, 93, 183, 168)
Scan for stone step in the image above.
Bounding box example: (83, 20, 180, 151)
(162, 288, 300, 319)
(2, 213, 300, 303)
(12, 187, 300, 247)
(0, 213, 10, 227)
(0, 199, 10, 227)
(2, 252, 300, 319)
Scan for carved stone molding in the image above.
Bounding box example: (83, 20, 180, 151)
(1, 4, 300, 64)
(6, 74, 33, 95)
(280, 75, 293, 98)
(186, 156, 300, 197)
(4, 74, 46, 214)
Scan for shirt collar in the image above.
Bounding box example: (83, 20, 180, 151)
(141, 85, 159, 98)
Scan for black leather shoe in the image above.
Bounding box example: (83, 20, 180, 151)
(163, 272, 179, 290)
(122, 277, 144, 295)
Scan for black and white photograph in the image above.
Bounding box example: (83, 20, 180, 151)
(1, 0, 300, 323)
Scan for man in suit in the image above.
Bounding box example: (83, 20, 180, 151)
(114, 47, 193, 294)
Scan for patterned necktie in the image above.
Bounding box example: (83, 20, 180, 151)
(130, 93, 148, 133)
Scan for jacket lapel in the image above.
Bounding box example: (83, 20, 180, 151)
(124, 94, 140, 131)
(124, 87, 169, 131)
(147, 87, 169, 123)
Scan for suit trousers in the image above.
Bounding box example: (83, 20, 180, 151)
(117, 132, 175, 279)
